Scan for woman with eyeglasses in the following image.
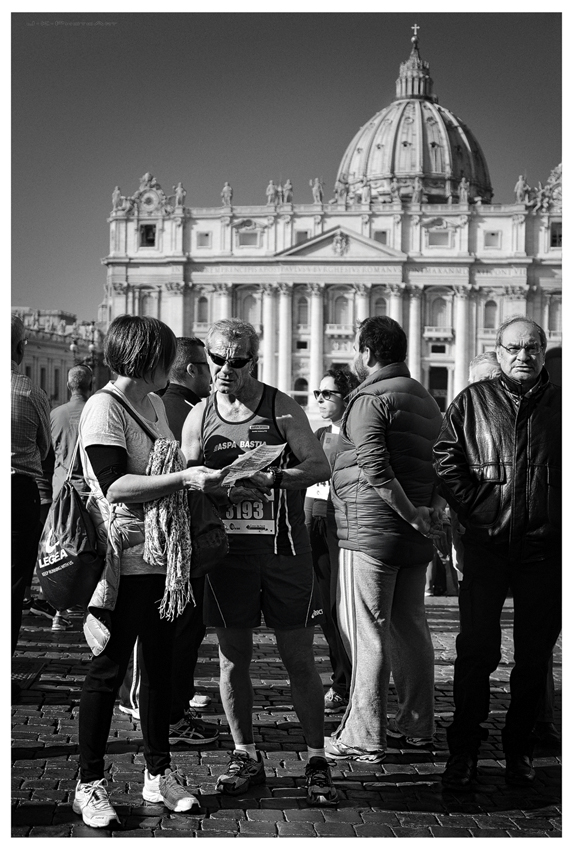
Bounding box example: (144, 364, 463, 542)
(305, 367, 359, 715)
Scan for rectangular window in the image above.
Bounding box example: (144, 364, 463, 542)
(54, 368, 60, 400)
(373, 230, 388, 245)
(40, 367, 46, 391)
(431, 344, 446, 354)
(296, 340, 308, 349)
(550, 222, 562, 248)
(197, 232, 212, 248)
(25, 366, 31, 379)
(238, 231, 259, 247)
(295, 230, 309, 244)
(427, 230, 450, 247)
(139, 224, 156, 247)
(484, 231, 501, 248)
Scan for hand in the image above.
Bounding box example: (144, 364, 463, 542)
(244, 472, 273, 495)
(182, 466, 226, 493)
(229, 481, 272, 504)
(410, 505, 432, 537)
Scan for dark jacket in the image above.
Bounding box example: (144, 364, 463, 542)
(331, 362, 442, 566)
(433, 368, 561, 562)
(161, 383, 201, 443)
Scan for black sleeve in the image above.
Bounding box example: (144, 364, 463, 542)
(85, 444, 128, 497)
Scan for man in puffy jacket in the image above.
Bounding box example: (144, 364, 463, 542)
(325, 316, 443, 763)
(434, 316, 561, 790)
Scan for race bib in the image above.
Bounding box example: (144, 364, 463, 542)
(221, 499, 275, 534)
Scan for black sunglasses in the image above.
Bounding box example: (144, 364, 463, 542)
(313, 389, 343, 401)
(207, 349, 253, 369)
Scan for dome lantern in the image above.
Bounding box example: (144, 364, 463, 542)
(336, 28, 493, 206)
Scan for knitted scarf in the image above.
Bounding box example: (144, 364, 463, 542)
(143, 438, 193, 620)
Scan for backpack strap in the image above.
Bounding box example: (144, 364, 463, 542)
(98, 388, 159, 443)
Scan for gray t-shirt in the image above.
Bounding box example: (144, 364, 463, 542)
(79, 383, 176, 576)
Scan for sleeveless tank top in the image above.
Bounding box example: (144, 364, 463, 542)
(201, 384, 310, 556)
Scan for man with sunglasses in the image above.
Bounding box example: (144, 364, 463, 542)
(434, 317, 561, 790)
(181, 318, 339, 807)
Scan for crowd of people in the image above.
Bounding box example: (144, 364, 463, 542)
(11, 309, 561, 826)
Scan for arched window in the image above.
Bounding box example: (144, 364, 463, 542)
(484, 300, 497, 329)
(374, 297, 387, 316)
(243, 294, 258, 325)
(297, 297, 309, 325)
(197, 296, 208, 323)
(431, 297, 448, 327)
(334, 295, 349, 325)
(294, 377, 308, 407)
(548, 299, 562, 333)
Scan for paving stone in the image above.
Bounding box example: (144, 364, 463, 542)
(12, 605, 561, 839)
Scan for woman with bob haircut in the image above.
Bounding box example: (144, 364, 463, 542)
(73, 315, 227, 827)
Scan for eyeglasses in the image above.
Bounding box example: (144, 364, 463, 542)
(207, 349, 253, 369)
(313, 389, 343, 401)
(498, 343, 543, 356)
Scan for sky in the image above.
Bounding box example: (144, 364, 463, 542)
(11, 10, 562, 322)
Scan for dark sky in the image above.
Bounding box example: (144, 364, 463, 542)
(12, 11, 562, 321)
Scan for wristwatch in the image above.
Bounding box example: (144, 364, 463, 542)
(269, 467, 284, 489)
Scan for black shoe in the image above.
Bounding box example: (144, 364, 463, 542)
(531, 721, 561, 748)
(505, 754, 535, 786)
(441, 753, 477, 791)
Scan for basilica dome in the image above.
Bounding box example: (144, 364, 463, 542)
(336, 34, 493, 205)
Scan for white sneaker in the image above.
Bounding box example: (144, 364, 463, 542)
(189, 693, 211, 709)
(118, 704, 140, 721)
(72, 779, 119, 828)
(143, 768, 199, 812)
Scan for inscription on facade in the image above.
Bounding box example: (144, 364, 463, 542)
(204, 265, 399, 275)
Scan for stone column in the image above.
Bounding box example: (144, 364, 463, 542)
(214, 283, 232, 320)
(407, 286, 423, 382)
(261, 283, 277, 386)
(354, 283, 371, 324)
(388, 284, 403, 325)
(277, 282, 292, 393)
(308, 283, 325, 413)
(453, 286, 471, 397)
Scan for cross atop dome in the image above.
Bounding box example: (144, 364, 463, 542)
(411, 23, 420, 39)
(395, 26, 435, 102)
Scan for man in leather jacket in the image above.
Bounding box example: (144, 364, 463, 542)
(434, 316, 561, 790)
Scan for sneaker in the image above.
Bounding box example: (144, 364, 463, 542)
(118, 704, 140, 721)
(305, 756, 339, 806)
(189, 693, 211, 709)
(325, 737, 386, 763)
(72, 778, 119, 828)
(51, 612, 73, 631)
(216, 750, 266, 795)
(143, 768, 199, 811)
(386, 718, 434, 748)
(30, 599, 57, 620)
(324, 688, 348, 714)
(21, 597, 33, 611)
(169, 708, 219, 745)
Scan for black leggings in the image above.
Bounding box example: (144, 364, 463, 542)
(79, 574, 176, 782)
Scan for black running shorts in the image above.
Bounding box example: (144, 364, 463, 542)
(204, 551, 325, 630)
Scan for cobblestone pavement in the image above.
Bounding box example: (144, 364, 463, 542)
(12, 597, 561, 838)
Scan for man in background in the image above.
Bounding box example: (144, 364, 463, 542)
(51, 365, 93, 498)
(11, 315, 51, 677)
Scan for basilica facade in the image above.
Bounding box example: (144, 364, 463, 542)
(99, 33, 562, 415)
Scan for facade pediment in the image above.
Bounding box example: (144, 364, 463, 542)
(277, 227, 406, 261)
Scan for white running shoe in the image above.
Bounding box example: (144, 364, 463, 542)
(143, 768, 199, 812)
(189, 693, 211, 709)
(72, 778, 119, 828)
(118, 704, 140, 721)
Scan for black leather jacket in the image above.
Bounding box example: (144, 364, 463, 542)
(433, 368, 561, 562)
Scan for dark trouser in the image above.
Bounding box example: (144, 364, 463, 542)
(79, 574, 176, 782)
(306, 509, 352, 698)
(118, 576, 206, 724)
(12, 474, 41, 655)
(447, 542, 561, 757)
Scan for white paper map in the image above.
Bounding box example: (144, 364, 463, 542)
(220, 442, 287, 486)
